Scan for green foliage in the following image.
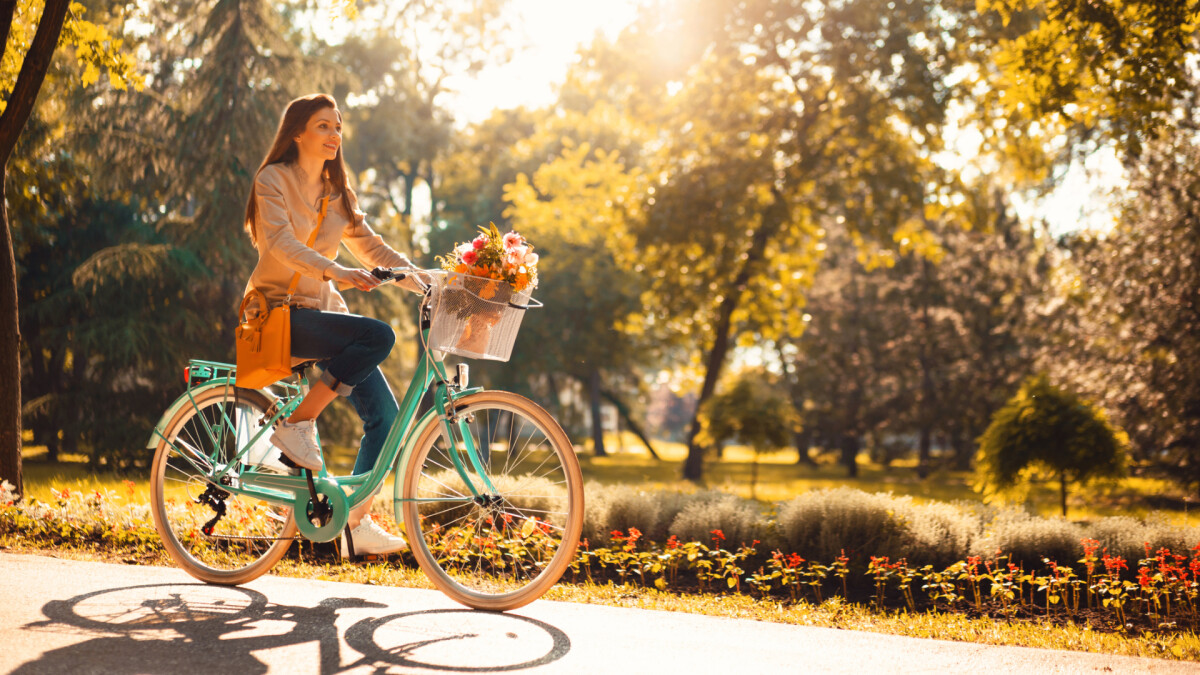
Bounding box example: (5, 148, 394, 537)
(975, 375, 1128, 510)
(697, 369, 798, 454)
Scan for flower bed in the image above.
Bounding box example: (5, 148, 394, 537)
(3, 479, 1198, 635)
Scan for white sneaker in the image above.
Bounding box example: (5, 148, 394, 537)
(346, 515, 408, 556)
(270, 419, 323, 471)
(244, 433, 296, 474)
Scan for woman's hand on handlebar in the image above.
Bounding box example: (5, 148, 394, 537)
(328, 264, 382, 292)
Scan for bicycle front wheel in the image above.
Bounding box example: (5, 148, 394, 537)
(149, 387, 296, 585)
(399, 391, 584, 611)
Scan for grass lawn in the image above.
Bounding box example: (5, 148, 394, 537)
(18, 429, 1199, 527)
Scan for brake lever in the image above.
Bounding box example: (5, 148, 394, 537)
(372, 267, 432, 293)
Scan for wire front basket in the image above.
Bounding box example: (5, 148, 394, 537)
(428, 272, 538, 361)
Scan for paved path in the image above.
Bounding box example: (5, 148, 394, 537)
(0, 552, 1196, 674)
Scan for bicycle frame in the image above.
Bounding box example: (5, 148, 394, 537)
(147, 300, 496, 542)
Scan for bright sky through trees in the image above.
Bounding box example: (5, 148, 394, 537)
(441, 0, 642, 123)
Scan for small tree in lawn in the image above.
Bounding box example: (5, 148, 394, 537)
(976, 374, 1127, 517)
(697, 369, 799, 499)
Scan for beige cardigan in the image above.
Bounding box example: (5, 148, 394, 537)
(242, 162, 419, 315)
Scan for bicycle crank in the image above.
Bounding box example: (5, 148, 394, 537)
(291, 475, 347, 543)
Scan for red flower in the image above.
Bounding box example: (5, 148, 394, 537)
(610, 530, 625, 543)
(1138, 566, 1152, 588)
(1102, 553, 1128, 574)
(623, 527, 642, 552)
(666, 535, 679, 550)
(710, 529, 726, 543)
(462, 250, 479, 265)
(472, 236, 488, 250)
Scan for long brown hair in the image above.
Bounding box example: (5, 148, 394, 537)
(244, 93, 359, 247)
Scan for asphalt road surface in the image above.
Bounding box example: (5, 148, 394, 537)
(1, 552, 1196, 674)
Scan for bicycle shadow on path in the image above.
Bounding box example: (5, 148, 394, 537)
(15, 582, 571, 674)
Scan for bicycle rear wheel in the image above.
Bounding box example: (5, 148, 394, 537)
(399, 391, 584, 611)
(150, 387, 296, 585)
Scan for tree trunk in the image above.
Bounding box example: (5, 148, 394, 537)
(598, 387, 661, 460)
(750, 450, 760, 500)
(0, 0, 72, 498)
(794, 429, 816, 466)
(588, 368, 606, 457)
(917, 426, 932, 479)
(683, 188, 789, 482)
(840, 431, 859, 478)
(953, 431, 973, 471)
(1060, 471, 1068, 517)
(0, 165, 21, 493)
(916, 257, 936, 479)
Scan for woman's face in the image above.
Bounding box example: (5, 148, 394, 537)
(294, 107, 342, 163)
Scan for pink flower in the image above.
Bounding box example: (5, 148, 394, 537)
(462, 250, 478, 265)
(503, 232, 523, 248)
(506, 245, 528, 266)
(472, 235, 488, 250)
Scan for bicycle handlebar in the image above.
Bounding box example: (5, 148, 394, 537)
(371, 267, 435, 293)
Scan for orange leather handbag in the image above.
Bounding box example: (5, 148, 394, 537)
(236, 196, 329, 388)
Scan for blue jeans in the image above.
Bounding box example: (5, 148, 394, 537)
(290, 309, 398, 476)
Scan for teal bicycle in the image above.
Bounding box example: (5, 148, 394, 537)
(146, 269, 584, 611)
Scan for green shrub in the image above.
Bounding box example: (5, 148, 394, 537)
(583, 482, 669, 545)
(776, 488, 982, 567)
(1087, 514, 1200, 564)
(668, 493, 765, 546)
(775, 488, 914, 563)
(895, 499, 983, 568)
(976, 374, 1128, 517)
(972, 509, 1084, 567)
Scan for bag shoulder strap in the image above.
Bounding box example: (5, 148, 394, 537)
(284, 194, 330, 303)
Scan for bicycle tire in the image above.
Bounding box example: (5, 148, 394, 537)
(150, 387, 297, 585)
(399, 391, 583, 611)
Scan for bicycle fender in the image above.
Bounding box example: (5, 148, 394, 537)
(145, 379, 276, 448)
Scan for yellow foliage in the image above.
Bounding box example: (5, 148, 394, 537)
(0, 0, 143, 113)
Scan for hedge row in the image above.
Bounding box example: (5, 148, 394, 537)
(583, 483, 1200, 570)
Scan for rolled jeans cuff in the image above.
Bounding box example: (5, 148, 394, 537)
(314, 365, 355, 397)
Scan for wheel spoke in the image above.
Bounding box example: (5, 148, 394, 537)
(151, 389, 295, 581)
(402, 393, 581, 610)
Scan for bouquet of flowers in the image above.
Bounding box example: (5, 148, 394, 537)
(432, 223, 540, 357)
(439, 222, 539, 293)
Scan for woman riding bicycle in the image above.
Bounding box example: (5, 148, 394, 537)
(242, 93, 416, 555)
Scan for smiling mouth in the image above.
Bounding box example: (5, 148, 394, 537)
(324, 143, 338, 152)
